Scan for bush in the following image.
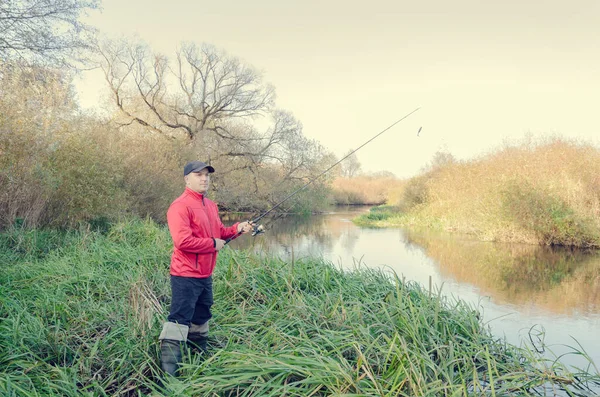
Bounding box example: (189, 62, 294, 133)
(401, 174, 430, 209)
(501, 181, 599, 247)
(1, 61, 343, 228)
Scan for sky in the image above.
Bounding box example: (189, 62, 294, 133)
(75, 0, 600, 178)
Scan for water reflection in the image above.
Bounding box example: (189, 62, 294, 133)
(225, 209, 364, 263)
(403, 230, 600, 314)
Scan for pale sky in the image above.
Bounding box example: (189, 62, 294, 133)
(75, 0, 600, 178)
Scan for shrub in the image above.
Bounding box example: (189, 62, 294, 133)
(400, 174, 430, 209)
(501, 181, 599, 247)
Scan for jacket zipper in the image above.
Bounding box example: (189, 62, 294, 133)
(202, 195, 217, 265)
(195, 253, 198, 269)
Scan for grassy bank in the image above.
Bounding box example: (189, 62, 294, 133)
(1, 220, 599, 396)
(357, 139, 600, 248)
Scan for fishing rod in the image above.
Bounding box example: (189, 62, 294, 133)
(225, 106, 421, 244)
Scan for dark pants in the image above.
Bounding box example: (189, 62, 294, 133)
(167, 275, 213, 326)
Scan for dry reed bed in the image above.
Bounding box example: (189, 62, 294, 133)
(360, 139, 600, 247)
(332, 176, 405, 205)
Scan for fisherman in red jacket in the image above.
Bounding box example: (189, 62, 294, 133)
(159, 161, 254, 376)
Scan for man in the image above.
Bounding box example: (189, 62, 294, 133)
(159, 161, 253, 376)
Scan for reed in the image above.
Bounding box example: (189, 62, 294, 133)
(360, 138, 600, 247)
(331, 175, 405, 205)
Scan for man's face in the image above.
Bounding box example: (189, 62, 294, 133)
(185, 169, 211, 193)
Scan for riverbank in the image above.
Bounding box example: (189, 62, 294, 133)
(359, 139, 600, 248)
(1, 219, 598, 396)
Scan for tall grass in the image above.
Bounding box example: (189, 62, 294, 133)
(332, 175, 404, 205)
(1, 220, 598, 396)
(367, 138, 600, 247)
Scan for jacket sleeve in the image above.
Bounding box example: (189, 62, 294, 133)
(208, 200, 240, 240)
(220, 220, 240, 241)
(167, 203, 216, 253)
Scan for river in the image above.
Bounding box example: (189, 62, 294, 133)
(226, 206, 600, 370)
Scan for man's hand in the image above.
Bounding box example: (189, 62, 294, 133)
(237, 221, 255, 235)
(214, 238, 226, 251)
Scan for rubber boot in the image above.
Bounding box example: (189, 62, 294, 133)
(160, 339, 184, 376)
(158, 322, 189, 377)
(187, 322, 209, 354)
(187, 333, 208, 353)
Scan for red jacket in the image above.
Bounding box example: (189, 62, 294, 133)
(166, 188, 239, 278)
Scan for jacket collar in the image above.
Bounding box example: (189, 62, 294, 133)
(184, 187, 205, 201)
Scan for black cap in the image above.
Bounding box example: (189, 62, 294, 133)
(183, 161, 215, 176)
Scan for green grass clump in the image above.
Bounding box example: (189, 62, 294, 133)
(1, 220, 598, 396)
(353, 205, 429, 229)
(353, 209, 390, 226)
(369, 205, 401, 214)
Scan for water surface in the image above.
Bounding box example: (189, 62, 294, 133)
(226, 207, 600, 369)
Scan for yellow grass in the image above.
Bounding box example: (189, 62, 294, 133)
(386, 138, 600, 247)
(332, 175, 406, 205)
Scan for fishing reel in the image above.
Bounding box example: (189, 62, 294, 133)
(251, 224, 265, 237)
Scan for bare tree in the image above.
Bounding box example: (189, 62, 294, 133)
(340, 150, 362, 178)
(0, 0, 99, 66)
(97, 39, 337, 211)
(98, 40, 275, 142)
(205, 109, 329, 205)
(425, 150, 457, 172)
